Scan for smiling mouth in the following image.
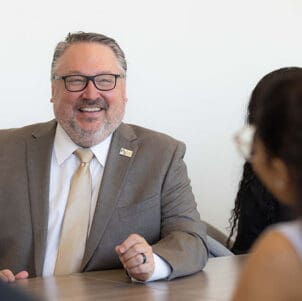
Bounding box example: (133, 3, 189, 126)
(79, 107, 103, 113)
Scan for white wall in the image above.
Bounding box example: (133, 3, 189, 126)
(1, 0, 302, 234)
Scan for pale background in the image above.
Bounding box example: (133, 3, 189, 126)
(1, 0, 301, 235)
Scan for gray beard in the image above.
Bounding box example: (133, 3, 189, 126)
(59, 118, 122, 147)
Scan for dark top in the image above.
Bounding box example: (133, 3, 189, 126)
(0, 281, 38, 301)
(231, 168, 293, 255)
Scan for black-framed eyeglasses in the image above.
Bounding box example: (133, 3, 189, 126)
(53, 73, 123, 92)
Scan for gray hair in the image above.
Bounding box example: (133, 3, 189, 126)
(51, 31, 127, 79)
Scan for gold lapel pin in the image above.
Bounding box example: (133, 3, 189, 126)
(119, 148, 133, 158)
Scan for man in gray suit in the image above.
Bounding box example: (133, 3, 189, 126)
(0, 32, 208, 282)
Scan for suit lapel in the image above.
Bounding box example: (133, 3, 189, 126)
(82, 123, 139, 268)
(26, 120, 57, 276)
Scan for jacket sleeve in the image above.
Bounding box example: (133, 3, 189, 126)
(152, 141, 208, 279)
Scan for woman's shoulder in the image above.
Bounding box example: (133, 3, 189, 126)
(252, 222, 302, 262)
(269, 220, 302, 260)
(231, 222, 302, 301)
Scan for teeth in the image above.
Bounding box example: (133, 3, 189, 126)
(80, 107, 101, 112)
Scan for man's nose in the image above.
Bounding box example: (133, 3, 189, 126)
(82, 79, 99, 98)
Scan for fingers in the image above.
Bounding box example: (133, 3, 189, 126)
(0, 269, 16, 282)
(0, 270, 29, 282)
(15, 271, 29, 280)
(115, 234, 155, 281)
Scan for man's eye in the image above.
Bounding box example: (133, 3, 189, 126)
(96, 79, 112, 84)
(67, 78, 86, 84)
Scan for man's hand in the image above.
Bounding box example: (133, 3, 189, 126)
(115, 234, 155, 281)
(0, 269, 29, 282)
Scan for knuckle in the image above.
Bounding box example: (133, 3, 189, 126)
(136, 254, 143, 263)
(1, 269, 10, 275)
(133, 245, 141, 253)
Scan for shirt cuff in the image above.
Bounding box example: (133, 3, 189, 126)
(131, 253, 172, 282)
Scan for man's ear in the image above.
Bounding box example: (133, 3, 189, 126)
(271, 158, 295, 203)
(51, 84, 56, 103)
(121, 78, 127, 103)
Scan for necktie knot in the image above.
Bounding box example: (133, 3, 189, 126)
(74, 148, 94, 164)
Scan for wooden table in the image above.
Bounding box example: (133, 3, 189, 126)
(15, 255, 246, 301)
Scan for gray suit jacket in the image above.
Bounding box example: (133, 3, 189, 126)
(0, 120, 207, 279)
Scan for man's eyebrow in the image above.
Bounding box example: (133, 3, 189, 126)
(63, 70, 116, 75)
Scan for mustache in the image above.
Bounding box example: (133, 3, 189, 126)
(76, 98, 109, 110)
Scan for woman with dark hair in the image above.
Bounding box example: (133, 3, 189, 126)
(231, 68, 302, 300)
(228, 68, 298, 253)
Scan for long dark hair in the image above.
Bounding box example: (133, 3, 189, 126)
(255, 70, 302, 217)
(227, 67, 302, 247)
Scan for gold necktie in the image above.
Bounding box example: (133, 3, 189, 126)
(55, 148, 94, 275)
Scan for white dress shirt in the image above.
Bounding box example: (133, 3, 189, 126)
(42, 124, 171, 281)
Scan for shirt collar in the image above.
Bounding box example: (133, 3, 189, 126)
(54, 123, 112, 166)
